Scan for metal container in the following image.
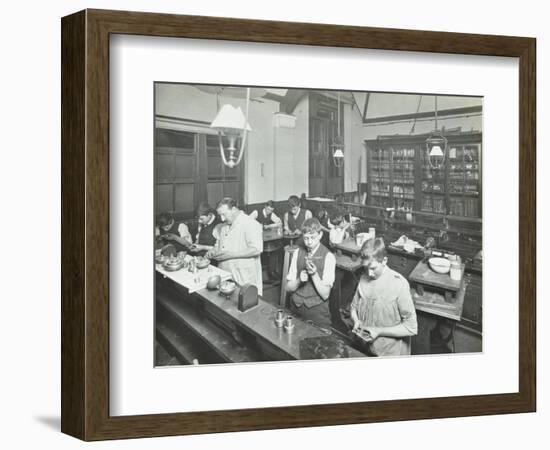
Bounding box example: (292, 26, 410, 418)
(275, 309, 285, 328)
(162, 258, 186, 272)
(284, 315, 294, 333)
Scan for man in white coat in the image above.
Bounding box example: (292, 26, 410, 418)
(206, 197, 264, 296)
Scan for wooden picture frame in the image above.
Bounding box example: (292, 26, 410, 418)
(61, 9, 536, 441)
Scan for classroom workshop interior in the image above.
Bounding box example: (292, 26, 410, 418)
(154, 84, 483, 365)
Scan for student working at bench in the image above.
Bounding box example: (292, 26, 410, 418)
(350, 237, 418, 356)
(283, 195, 312, 235)
(188, 202, 222, 255)
(155, 212, 192, 254)
(249, 200, 282, 230)
(285, 218, 336, 329)
(250, 200, 283, 285)
(328, 210, 351, 246)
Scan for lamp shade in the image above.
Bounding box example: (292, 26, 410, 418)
(429, 145, 444, 157)
(333, 149, 344, 159)
(210, 104, 252, 133)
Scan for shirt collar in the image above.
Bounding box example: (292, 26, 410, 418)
(228, 210, 243, 228)
(308, 242, 321, 256)
(198, 215, 215, 230)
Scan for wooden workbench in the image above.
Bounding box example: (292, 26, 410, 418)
(156, 272, 366, 363)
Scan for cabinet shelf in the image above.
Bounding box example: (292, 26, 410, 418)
(366, 138, 482, 218)
(450, 192, 479, 197)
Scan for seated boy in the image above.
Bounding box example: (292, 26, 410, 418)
(285, 218, 336, 329)
(249, 200, 283, 284)
(155, 212, 192, 254)
(189, 202, 220, 254)
(350, 237, 418, 356)
(249, 200, 282, 230)
(283, 195, 312, 235)
(328, 211, 350, 245)
(316, 205, 333, 248)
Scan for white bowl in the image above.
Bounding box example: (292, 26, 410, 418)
(428, 257, 451, 274)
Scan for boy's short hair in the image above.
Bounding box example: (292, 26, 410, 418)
(265, 200, 275, 208)
(330, 210, 345, 226)
(197, 202, 216, 217)
(360, 237, 387, 262)
(301, 217, 322, 235)
(157, 212, 173, 228)
(217, 197, 238, 209)
(288, 195, 300, 207)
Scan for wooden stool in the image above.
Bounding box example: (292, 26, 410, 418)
(279, 244, 298, 307)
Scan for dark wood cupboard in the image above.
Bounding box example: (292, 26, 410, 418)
(365, 130, 482, 218)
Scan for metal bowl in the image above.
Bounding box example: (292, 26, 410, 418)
(155, 254, 167, 265)
(428, 257, 451, 274)
(162, 259, 186, 272)
(219, 281, 237, 297)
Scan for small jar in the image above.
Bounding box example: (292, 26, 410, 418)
(450, 259, 462, 281)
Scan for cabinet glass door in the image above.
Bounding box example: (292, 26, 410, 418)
(448, 144, 481, 217)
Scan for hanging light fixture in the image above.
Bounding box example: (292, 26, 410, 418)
(331, 92, 345, 168)
(426, 95, 447, 170)
(210, 87, 252, 168)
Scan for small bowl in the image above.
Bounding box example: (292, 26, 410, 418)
(428, 257, 451, 274)
(162, 259, 186, 272)
(219, 281, 237, 297)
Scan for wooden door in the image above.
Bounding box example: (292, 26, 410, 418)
(155, 128, 244, 219)
(309, 117, 344, 197)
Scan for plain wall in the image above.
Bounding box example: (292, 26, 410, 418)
(344, 101, 368, 191)
(361, 94, 483, 140)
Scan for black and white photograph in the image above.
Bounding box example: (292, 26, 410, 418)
(154, 83, 483, 365)
(3, 0, 544, 445)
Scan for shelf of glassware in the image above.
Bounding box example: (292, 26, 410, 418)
(368, 146, 417, 210)
(448, 144, 481, 217)
(390, 147, 416, 211)
(368, 147, 392, 208)
(420, 148, 446, 214)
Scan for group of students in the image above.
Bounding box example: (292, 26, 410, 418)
(251, 195, 352, 246)
(282, 211, 417, 357)
(156, 195, 418, 357)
